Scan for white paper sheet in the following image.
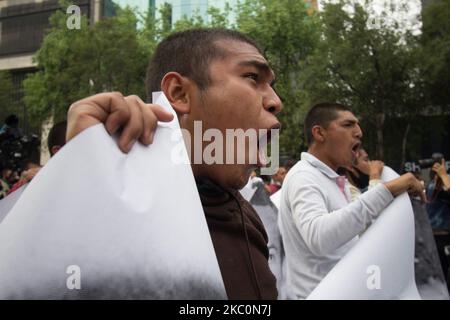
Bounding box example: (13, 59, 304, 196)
(240, 176, 263, 202)
(0, 184, 26, 223)
(270, 190, 281, 210)
(307, 167, 421, 299)
(0, 93, 226, 299)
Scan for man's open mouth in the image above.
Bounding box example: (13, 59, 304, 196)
(351, 141, 361, 158)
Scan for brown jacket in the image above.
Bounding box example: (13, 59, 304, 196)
(196, 178, 277, 300)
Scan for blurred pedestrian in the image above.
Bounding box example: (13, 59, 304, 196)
(426, 158, 450, 288)
(267, 166, 287, 195)
(339, 148, 384, 201)
(7, 121, 67, 196)
(0, 167, 13, 200)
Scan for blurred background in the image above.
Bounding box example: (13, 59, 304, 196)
(0, 0, 448, 169)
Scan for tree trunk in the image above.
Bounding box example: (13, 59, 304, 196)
(375, 113, 385, 160)
(400, 122, 411, 172)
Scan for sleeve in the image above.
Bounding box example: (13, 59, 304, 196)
(348, 183, 361, 202)
(287, 172, 394, 256)
(7, 181, 25, 195)
(368, 179, 382, 189)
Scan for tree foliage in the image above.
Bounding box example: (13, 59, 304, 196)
(421, 0, 450, 110)
(235, 0, 320, 158)
(23, 3, 149, 126)
(298, 0, 425, 163)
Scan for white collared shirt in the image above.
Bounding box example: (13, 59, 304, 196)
(279, 152, 394, 299)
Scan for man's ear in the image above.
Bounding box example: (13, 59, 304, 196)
(311, 125, 326, 143)
(161, 72, 192, 114)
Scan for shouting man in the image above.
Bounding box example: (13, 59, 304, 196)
(67, 29, 282, 299)
(279, 102, 425, 299)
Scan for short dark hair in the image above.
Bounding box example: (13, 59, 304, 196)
(303, 102, 352, 146)
(145, 28, 262, 100)
(47, 121, 67, 156)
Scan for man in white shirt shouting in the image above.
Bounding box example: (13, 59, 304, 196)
(279, 102, 425, 299)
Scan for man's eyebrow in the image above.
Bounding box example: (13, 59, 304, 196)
(237, 60, 274, 80)
(342, 118, 359, 124)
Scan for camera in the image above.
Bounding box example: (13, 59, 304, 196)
(418, 152, 444, 169)
(0, 129, 40, 173)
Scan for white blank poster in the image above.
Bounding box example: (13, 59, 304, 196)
(0, 93, 226, 299)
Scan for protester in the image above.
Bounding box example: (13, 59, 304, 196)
(247, 177, 289, 299)
(6, 121, 67, 196)
(279, 102, 425, 299)
(426, 158, 450, 289)
(66, 28, 282, 299)
(0, 114, 21, 137)
(338, 148, 384, 201)
(266, 166, 287, 195)
(47, 121, 67, 156)
(283, 159, 296, 172)
(7, 160, 41, 195)
(0, 167, 12, 200)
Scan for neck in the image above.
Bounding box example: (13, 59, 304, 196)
(307, 145, 339, 172)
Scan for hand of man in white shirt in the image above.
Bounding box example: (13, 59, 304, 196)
(384, 172, 426, 202)
(369, 160, 384, 180)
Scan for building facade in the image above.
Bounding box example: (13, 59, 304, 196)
(0, 0, 114, 163)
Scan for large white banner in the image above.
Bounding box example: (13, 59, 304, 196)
(0, 93, 226, 299)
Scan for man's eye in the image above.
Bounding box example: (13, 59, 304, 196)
(245, 73, 259, 82)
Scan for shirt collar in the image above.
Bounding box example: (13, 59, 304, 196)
(301, 152, 340, 179)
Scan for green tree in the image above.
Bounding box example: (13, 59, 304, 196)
(298, 0, 424, 164)
(172, 11, 205, 32)
(159, 2, 174, 38)
(421, 0, 450, 111)
(23, 4, 149, 126)
(208, 4, 233, 28)
(236, 0, 320, 158)
(23, 4, 90, 126)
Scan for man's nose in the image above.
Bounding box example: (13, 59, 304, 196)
(355, 124, 363, 139)
(263, 86, 282, 115)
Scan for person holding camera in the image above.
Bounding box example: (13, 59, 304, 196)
(427, 158, 450, 229)
(5, 121, 67, 196)
(426, 157, 450, 290)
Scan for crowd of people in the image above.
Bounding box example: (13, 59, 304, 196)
(0, 117, 66, 200)
(0, 115, 41, 200)
(0, 27, 449, 299)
